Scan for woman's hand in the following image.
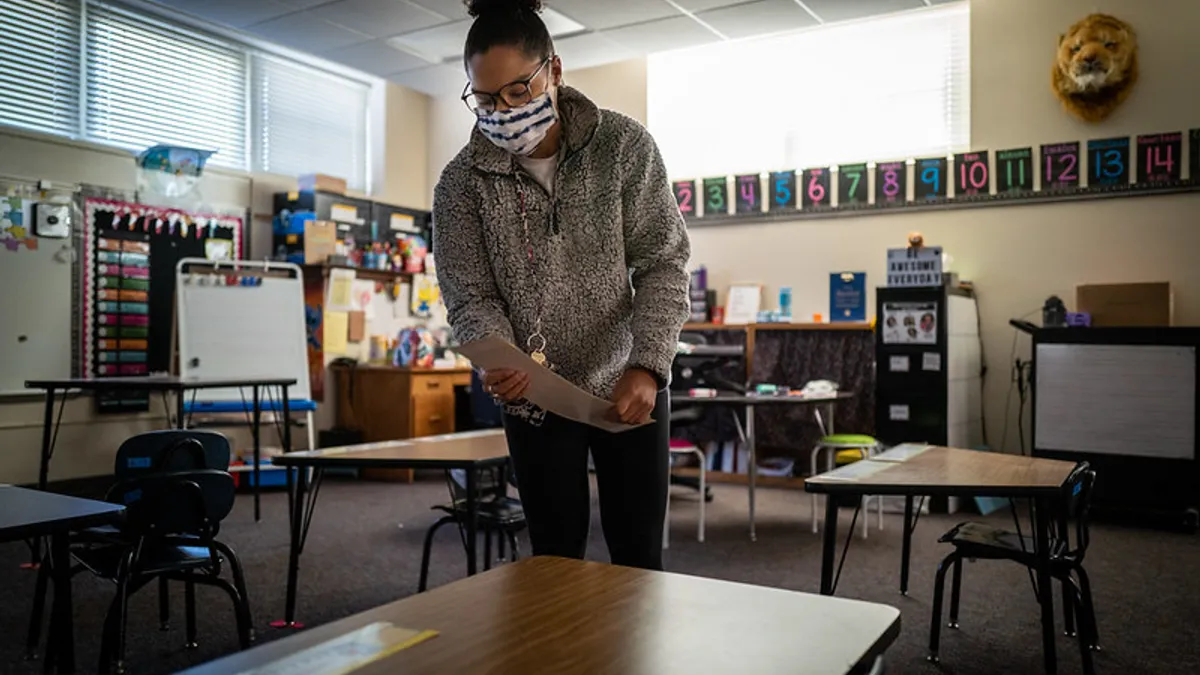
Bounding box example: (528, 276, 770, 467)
(483, 368, 530, 402)
(610, 368, 657, 425)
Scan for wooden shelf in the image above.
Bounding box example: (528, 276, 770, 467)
(300, 263, 414, 284)
(673, 467, 808, 490)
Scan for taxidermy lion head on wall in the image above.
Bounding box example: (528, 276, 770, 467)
(1051, 13, 1138, 123)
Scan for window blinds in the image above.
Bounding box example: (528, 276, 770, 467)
(0, 0, 82, 138)
(85, 2, 248, 169)
(252, 56, 369, 190)
(648, 2, 971, 179)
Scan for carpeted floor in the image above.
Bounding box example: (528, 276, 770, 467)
(2, 477, 1199, 674)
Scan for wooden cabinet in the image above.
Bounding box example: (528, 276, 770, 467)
(334, 365, 472, 482)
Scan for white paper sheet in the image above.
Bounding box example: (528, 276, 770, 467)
(456, 336, 650, 434)
(873, 443, 933, 463)
(814, 459, 893, 482)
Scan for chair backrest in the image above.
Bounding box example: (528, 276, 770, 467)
(114, 430, 231, 478)
(107, 469, 236, 538)
(1060, 462, 1097, 559)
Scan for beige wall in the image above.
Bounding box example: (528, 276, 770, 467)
(0, 81, 431, 484)
(425, 0, 1200, 456)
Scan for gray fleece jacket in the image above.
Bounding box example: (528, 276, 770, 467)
(432, 86, 690, 399)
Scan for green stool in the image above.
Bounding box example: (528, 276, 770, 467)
(810, 434, 883, 538)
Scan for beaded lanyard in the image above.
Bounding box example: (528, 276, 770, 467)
(514, 174, 550, 367)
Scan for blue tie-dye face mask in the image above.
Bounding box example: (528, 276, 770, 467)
(476, 91, 557, 157)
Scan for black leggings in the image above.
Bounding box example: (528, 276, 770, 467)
(503, 390, 670, 570)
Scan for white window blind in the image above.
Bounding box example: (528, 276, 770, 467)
(648, 2, 970, 179)
(0, 0, 82, 138)
(85, 3, 248, 169)
(253, 56, 369, 190)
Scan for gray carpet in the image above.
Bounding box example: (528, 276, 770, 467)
(2, 477, 1198, 674)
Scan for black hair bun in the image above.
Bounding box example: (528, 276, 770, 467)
(465, 0, 543, 18)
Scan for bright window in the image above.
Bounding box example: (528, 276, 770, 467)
(648, 3, 970, 178)
(253, 56, 370, 190)
(85, 3, 248, 169)
(0, 0, 82, 138)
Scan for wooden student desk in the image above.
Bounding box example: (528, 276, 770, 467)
(180, 557, 902, 675)
(806, 446, 1078, 675)
(271, 429, 510, 628)
(0, 486, 125, 674)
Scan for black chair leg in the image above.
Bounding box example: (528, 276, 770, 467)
(1063, 576, 1096, 675)
(25, 551, 50, 659)
(212, 541, 255, 643)
(1062, 573, 1077, 637)
(99, 553, 133, 675)
(1074, 564, 1101, 651)
(927, 551, 957, 663)
(202, 576, 253, 650)
(184, 573, 198, 649)
(419, 516, 456, 592)
(948, 557, 963, 629)
(158, 577, 171, 631)
(484, 528, 493, 572)
(497, 528, 508, 562)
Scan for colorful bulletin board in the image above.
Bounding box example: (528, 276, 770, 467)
(83, 198, 242, 413)
(677, 128, 1200, 225)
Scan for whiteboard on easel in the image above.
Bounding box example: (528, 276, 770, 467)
(176, 258, 311, 403)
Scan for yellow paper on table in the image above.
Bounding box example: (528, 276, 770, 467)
(236, 622, 437, 675)
(324, 310, 349, 355)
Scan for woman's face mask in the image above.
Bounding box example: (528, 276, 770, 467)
(475, 89, 558, 157)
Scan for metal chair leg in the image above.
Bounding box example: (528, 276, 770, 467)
(1063, 575, 1096, 675)
(927, 551, 957, 663)
(810, 444, 823, 534)
(1074, 563, 1101, 651)
(1062, 573, 1077, 637)
(948, 557, 963, 629)
(483, 528, 493, 572)
(213, 541, 254, 643)
(419, 516, 456, 592)
(24, 550, 50, 659)
(184, 573, 198, 649)
(508, 531, 520, 561)
(158, 577, 170, 631)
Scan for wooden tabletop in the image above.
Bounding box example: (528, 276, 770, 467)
(0, 486, 125, 542)
(273, 429, 509, 469)
(805, 447, 1079, 498)
(24, 376, 297, 391)
(179, 557, 901, 675)
(673, 391, 854, 405)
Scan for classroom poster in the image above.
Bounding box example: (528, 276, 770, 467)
(303, 275, 326, 401)
(881, 301, 938, 345)
(0, 196, 35, 251)
(829, 272, 866, 322)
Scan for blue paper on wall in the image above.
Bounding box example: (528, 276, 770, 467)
(830, 272, 866, 322)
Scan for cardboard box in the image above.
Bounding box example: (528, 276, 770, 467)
(301, 220, 337, 264)
(1076, 282, 1173, 327)
(297, 173, 347, 195)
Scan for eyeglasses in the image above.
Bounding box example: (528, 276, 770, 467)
(462, 58, 551, 115)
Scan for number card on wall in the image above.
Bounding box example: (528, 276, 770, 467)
(768, 170, 796, 211)
(1191, 129, 1200, 181)
(954, 151, 989, 197)
(875, 161, 906, 205)
(1041, 142, 1080, 190)
(1136, 132, 1182, 184)
(914, 157, 947, 201)
(838, 163, 868, 206)
(735, 174, 762, 214)
(672, 180, 696, 218)
(996, 148, 1033, 193)
(702, 177, 729, 217)
(1087, 137, 1130, 187)
(802, 167, 831, 209)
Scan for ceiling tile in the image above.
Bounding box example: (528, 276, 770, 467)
(544, 0, 680, 30)
(555, 32, 638, 71)
(151, 0, 295, 28)
(696, 0, 817, 39)
(405, 0, 471, 20)
(672, 0, 750, 11)
(600, 15, 719, 53)
(277, 0, 335, 8)
(324, 39, 433, 74)
(386, 18, 472, 62)
(249, 12, 374, 52)
(308, 0, 447, 38)
(388, 62, 467, 97)
(800, 0, 925, 23)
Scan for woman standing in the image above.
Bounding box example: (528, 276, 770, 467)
(433, 0, 690, 570)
